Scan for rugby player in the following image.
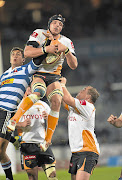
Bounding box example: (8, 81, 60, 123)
(16, 87, 58, 180)
(0, 47, 43, 180)
(107, 113, 122, 128)
(60, 77, 100, 180)
(107, 113, 122, 180)
(8, 14, 78, 152)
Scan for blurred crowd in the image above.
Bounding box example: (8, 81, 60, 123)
(0, 0, 122, 41)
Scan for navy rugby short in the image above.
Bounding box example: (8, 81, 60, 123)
(69, 151, 99, 175)
(20, 143, 56, 170)
(33, 72, 61, 86)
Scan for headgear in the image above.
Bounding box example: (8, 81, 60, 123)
(48, 14, 65, 29)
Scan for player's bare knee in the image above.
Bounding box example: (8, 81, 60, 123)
(49, 170, 56, 178)
(26, 169, 37, 180)
(48, 89, 63, 110)
(47, 89, 63, 106)
(43, 164, 58, 180)
(51, 98, 61, 110)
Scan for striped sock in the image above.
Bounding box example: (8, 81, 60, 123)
(1, 161, 13, 180)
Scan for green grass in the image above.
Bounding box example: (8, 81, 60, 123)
(0, 166, 121, 180)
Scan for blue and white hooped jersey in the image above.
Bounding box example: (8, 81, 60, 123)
(0, 60, 40, 112)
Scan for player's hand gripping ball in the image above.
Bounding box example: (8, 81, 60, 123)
(46, 39, 63, 64)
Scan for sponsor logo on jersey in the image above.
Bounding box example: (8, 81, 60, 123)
(69, 116, 77, 121)
(71, 41, 74, 49)
(14, 69, 18, 73)
(1, 78, 14, 86)
(23, 114, 43, 119)
(31, 31, 38, 38)
(79, 100, 86, 105)
(25, 155, 36, 160)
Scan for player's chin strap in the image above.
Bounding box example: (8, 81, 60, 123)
(42, 164, 58, 180)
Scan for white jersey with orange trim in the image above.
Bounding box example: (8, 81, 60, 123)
(28, 29, 76, 75)
(19, 100, 50, 143)
(66, 98, 100, 155)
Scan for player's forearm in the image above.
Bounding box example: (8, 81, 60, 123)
(16, 122, 24, 129)
(62, 86, 75, 108)
(24, 46, 45, 58)
(66, 52, 78, 70)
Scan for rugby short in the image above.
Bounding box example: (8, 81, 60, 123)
(0, 109, 15, 141)
(20, 143, 56, 170)
(69, 151, 99, 175)
(33, 72, 61, 86)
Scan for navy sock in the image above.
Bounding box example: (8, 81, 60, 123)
(1, 161, 13, 180)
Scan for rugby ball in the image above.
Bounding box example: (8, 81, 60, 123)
(46, 52, 62, 64)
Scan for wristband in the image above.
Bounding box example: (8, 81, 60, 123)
(60, 83, 65, 87)
(42, 46, 46, 54)
(65, 48, 69, 55)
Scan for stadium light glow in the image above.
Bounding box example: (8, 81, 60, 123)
(0, 0, 5, 8)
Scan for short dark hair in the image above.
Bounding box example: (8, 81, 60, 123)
(87, 87, 100, 104)
(10, 47, 24, 58)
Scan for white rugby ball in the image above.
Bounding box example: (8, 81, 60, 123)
(46, 52, 62, 64)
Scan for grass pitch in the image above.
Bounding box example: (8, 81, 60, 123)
(0, 166, 121, 180)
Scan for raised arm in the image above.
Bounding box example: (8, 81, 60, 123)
(65, 50, 78, 70)
(57, 42, 78, 70)
(107, 114, 122, 128)
(60, 77, 75, 108)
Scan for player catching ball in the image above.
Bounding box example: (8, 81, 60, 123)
(8, 14, 78, 152)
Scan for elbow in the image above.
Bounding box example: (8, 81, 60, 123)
(72, 57, 78, 70)
(24, 50, 30, 58)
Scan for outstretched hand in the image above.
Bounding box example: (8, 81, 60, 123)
(107, 114, 117, 125)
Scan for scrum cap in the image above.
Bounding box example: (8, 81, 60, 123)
(48, 14, 65, 29)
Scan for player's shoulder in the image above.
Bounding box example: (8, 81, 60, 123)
(75, 98, 93, 107)
(60, 34, 72, 42)
(2, 67, 12, 76)
(3, 68, 10, 74)
(33, 29, 47, 34)
(60, 34, 75, 49)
